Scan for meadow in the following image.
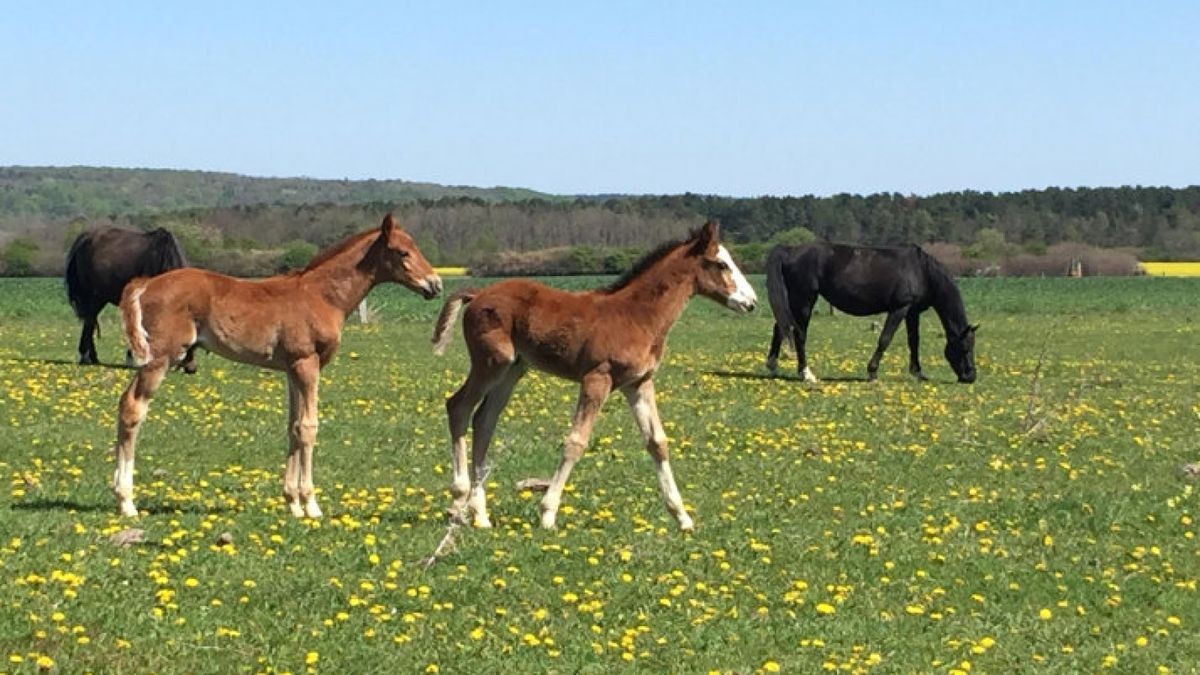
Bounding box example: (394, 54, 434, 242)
(1, 276, 1198, 674)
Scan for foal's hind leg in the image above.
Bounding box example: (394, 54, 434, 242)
(867, 306, 909, 381)
(465, 361, 527, 527)
(113, 357, 169, 516)
(540, 371, 611, 529)
(624, 378, 693, 531)
(445, 356, 512, 525)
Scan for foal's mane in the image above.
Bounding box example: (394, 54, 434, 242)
(298, 229, 380, 274)
(601, 234, 692, 294)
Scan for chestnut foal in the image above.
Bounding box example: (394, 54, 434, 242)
(432, 221, 757, 531)
(112, 214, 441, 518)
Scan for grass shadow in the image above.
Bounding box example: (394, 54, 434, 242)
(4, 356, 134, 370)
(10, 497, 111, 513)
(10, 497, 235, 516)
(703, 369, 871, 383)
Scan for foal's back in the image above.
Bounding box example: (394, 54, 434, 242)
(129, 267, 341, 369)
(462, 279, 655, 384)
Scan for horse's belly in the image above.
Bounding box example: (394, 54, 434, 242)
(822, 293, 888, 316)
(197, 318, 287, 370)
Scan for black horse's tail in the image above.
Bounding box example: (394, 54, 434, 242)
(139, 228, 188, 276)
(64, 231, 93, 323)
(765, 246, 796, 352)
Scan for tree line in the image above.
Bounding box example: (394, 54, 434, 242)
(1, 168, 1197, 277)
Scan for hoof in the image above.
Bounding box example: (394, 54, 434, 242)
(303, 501, 324, 519)
(446, 505, 468, 525)
(539, 512, 558, 530)
(472, 514, 493, 529)
(118, 501, 139, 518)
(765, 358, 779, 376)
(801, 366, 819, 383)
(288, 502, 306, 518)
(678, 515, 695, 532)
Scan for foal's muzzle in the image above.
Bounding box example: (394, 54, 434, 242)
(420, 276, 443, 299)
(726, 295, 757, 313)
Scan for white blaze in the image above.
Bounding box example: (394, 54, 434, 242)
(717, 245, 757, 311)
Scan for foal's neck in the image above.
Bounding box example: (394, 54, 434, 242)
(302, 234, 382, 319)
(609, 252, 696, 337)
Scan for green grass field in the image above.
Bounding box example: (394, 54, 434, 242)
(1, 276, 1198, 674)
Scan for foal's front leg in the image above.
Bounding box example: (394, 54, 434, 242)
(285, 357, 323, 519)
(540, 371, 610, 529)
(624, 378, 693, 531)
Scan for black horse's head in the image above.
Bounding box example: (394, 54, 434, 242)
(944, 324, 978, 383)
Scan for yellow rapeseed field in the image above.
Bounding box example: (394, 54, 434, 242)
(1139, 261, 1200, 277)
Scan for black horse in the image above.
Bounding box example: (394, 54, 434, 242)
(765, 242, 977, 383)
(65, 227, 189, 366)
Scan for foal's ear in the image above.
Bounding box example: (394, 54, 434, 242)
(691, 219, 721, 255)
(969, 323, 980, 333)
(380, 213, 398, 237)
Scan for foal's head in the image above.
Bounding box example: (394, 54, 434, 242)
(369, 214, 443, 299)
(687, 220, 758, 312)
(944, 324, 978, 383)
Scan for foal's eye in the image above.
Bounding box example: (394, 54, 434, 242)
(715, 260, 729, 270)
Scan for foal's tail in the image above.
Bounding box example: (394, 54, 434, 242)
(765, 246, 796, 352)
(432, 288, 477, 356)
(120, 280, 153, 366)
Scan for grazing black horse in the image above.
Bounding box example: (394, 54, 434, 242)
(765, 242, 977, 383)
(65, 227, 190, 366)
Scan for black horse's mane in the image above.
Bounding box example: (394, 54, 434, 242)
(918, 247, 968, 332)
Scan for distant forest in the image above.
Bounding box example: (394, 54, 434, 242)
(1, 166, 1198, 276)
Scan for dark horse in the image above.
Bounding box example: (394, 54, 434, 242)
(765, 242, 977, 383)
(65, 227, 188, 366)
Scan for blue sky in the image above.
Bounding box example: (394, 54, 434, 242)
(2, 1, 1197, 196)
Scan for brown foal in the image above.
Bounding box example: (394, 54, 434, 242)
(432, 221, 757, 531)
(112, 214, 441, 518)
